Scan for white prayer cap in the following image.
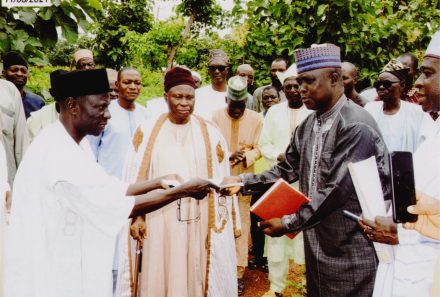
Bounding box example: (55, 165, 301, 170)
(73, 49, 93, 63)
(425, 28, 440, 59)
(106, 68, 118, 82)
(277, 63, 298, 85)
(191, 71, 201, 81)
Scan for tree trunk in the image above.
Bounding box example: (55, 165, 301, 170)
(166, 12, 195, 69)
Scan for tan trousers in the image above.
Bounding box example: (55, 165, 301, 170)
(236, 194, 251, 278)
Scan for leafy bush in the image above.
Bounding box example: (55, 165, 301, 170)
(233, 0, 440, 89)
(45, 35, 96, 67)
(123, 19, 185, 70)
(92, 0, 154, 68)
(26, 65, 66, 102)
(0, 1, 101, 64)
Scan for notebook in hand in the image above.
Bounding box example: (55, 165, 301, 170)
(250, 178, 310, 239)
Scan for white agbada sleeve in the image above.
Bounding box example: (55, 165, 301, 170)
(52, 180, 134, 236)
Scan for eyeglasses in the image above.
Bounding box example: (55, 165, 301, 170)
(373, 80, 400, 89)
(209, 66, 227, 72)
(176, 198, 200, 223)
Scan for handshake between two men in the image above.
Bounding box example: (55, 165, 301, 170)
(129, 174, 284, 241)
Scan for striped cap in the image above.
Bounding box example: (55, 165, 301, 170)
(294, 43, 341, 74)
(227, 76, 248, 101)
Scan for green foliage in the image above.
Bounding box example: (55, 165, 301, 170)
(45, 35, 95, 67)
(138, 68, 165, 105)
(25, 65, 164, 106)
(236, 0, 440, 89)
(176, 32, 227, 70)
(0, 1, 101, 64)
(285, 265, 307, 297)
(123, 19, 185, 70)
(92, 0, 154, 68)
(177, 0, 225, 32)
(25, 65, 68, 101)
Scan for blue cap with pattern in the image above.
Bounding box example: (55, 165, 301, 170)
(294, 43, 341, 74)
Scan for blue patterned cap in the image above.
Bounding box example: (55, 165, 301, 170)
(294, 43, 341, 74)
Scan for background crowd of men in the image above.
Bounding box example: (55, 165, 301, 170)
(0, 26, 439, 297)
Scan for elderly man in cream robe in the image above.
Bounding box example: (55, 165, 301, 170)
(116, 67, 239, 297)
(258, 64, 312, 297)
(212, 76, 263, 295)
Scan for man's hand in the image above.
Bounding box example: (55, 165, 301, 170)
(157, 174, 184, 189)
(219, 176, 243, 196)
(259, 218, 287, 237)
(130, 216, 146, 241)
(277, 153, 285, 163)
(177, 178, 219, 200)
(404, 191, 440, 240)
(359, 216, 399, 245)
(229, 151, 245, 167)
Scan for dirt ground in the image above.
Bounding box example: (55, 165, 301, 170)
(242, 261, 306, 297)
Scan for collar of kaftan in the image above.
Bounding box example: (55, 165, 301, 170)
(317, 94, 347, 122)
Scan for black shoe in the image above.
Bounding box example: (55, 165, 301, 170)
(248, 257, 269, 272)
(238, 278, 245, 296)
(259, 261, 269, 273)
(248, 258, 260, 270)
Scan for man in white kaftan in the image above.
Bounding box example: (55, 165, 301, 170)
(365, 100, 435, 153)
(365, 59, 436, 153)
(371, 29, 440, 297)
(0, 141, 9, 295)
(90, 68, 149, 178)
(390, 28, 440, 297)
(4, 69, 137, 297)
(194, 50, 229, 120)
(5, 120, 135, 297)
(258, 67, 312, 296)
(116, 67, 238, 297)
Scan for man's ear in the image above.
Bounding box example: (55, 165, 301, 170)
(163, 92, 169, 104)
(399, 81, 406, 92)
(329, 71, 340, 86)
(65, 97, 79, 115)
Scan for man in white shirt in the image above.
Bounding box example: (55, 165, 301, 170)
(90, 67, 148, 179)
(258, 65, 312, 297)
(194, 49, 229, 120)
(365, 59, 435, 153)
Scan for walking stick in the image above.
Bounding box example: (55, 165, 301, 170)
(133, 240, 142, 297)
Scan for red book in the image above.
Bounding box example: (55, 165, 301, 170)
(250, 178, 310, 239)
